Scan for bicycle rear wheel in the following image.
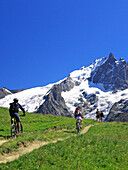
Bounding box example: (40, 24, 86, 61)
(11, 124, 17, 138)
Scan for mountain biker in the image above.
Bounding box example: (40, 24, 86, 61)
(96, 108, 100, 121)
(9, 98, 25, 133)
(74, 107, 84, 128)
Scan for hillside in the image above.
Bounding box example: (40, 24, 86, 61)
(0, 107, 128, 169)
(0, 107, 94, 152)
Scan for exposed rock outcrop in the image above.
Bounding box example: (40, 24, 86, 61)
(106, 99, 128, 122)
(0, 87, 25, 99)
(74, 93, 98, 115)
(91, 53, 128, 91)
(0, 87, 12, 99)
(36, 77, 74, 117)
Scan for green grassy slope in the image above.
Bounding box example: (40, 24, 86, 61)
(0, 107, 128, 169)
(0, 107, 95, 154)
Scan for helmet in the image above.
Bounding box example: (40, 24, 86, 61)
(13, 98, 18, 103)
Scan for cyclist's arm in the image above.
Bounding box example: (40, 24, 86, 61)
(19, 104, 25, 115)
(81, 113, 84, 118)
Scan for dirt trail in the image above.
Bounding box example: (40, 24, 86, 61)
(0, 125, 93, 164)
(81, 125, 94, 134)
(0, 140, 8, 146)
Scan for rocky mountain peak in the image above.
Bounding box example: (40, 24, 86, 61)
(90, 53, 128, 91)
(107, 53, 117, 64)
(0, 87, 25, 99)
(1, 87, 9, 91)
(0, 87, 12, 99)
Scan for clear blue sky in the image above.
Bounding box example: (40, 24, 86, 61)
(1, 0, 128, 90)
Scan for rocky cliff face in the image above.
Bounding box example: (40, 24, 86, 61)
(0, 87, 25, 99)
(36, 77, 74, 117)
(106, 99, 128, 122)
(73, 92, 98, 116)
(0, 87, 11, 99)
(91, 53, 128, 91)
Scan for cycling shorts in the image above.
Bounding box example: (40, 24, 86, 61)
(76, 116, 82, 120)
(11, 113, 20, 122)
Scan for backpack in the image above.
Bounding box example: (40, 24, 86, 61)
(9, 102, 19, 114)
(75, 110, 81, 118)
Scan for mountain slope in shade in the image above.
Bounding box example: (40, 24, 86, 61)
(106, 99, 128, 122)
(0, 87, 25, 99)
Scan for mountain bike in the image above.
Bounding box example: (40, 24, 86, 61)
(76, 119, 81, 134)
(11, 117, 23, 138)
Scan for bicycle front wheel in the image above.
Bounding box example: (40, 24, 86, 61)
(77, 120, 81, 134)
(20, 123, 23, 134)
(77, 126, 80, 134)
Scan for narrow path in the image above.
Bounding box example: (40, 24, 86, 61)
(0, 125, 94, 164)
(81, 125, 94, 134)
(0, 140, 8, 146)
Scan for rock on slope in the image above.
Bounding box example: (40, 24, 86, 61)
(0, 87, 25, 99)
(90, 53, 128, 91)
(106, 99, 128, 122)
(36, 77, 75, 117)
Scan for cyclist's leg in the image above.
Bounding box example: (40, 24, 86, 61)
(76, 117, 81, 128)
(76, 119, 77, 128)
(81, 119, 83, 126)
(14, 113, 20, 133)
(10, 113, 15, 124)
(17, 122, 20, 133)
(11, 117, 14, 124)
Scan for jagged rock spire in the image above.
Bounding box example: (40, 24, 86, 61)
(119, 57, 126, 64)
(107, 53, 117, 63)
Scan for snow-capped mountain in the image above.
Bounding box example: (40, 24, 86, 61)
(0, 84, 53, 112)
(0, 53, 128, 121)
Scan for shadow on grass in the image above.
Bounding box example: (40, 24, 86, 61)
(0, 129, 4, 131)
(63, 130, 76, 134)
(0, 135, 12, 139)
(0, 134, 23, 140)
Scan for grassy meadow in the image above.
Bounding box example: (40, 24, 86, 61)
(0, 107, 128, 169)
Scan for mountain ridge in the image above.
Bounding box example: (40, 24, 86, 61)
(0, 53, 128, 121)
(0, 87, 25, 99)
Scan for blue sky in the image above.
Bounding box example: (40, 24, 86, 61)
(1, 0, 128, 90)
